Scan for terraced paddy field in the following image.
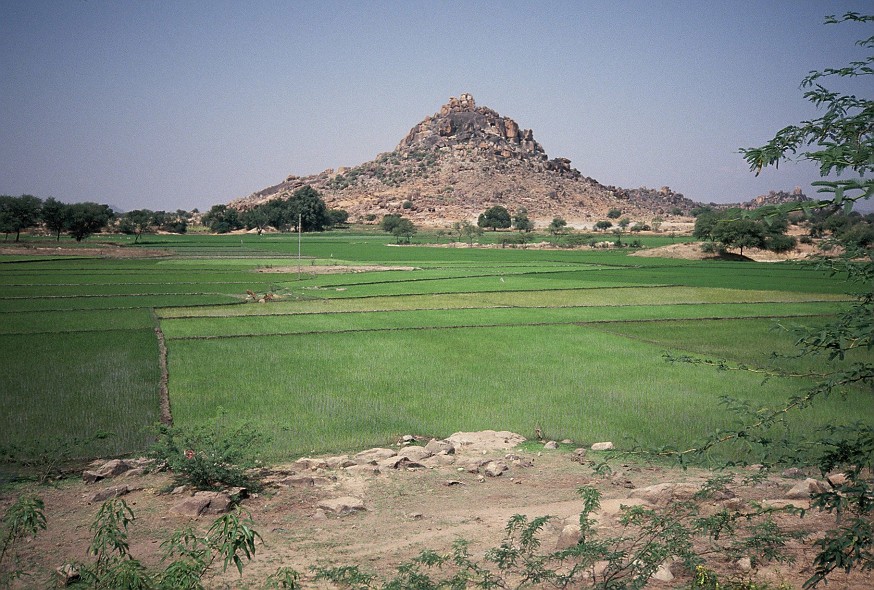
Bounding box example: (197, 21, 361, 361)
(1, 232, 870, 472)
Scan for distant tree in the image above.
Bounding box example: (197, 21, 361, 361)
(380, 214, 403, 233)
(548, 217, 567, 235)
(65, 202, 113, 242)
(202, 204, 243, 234)
(593, 220, 613, 232)
(692, 210, 723, 241)
(120, 209, 155, 243)
(630, 222, 650, 232)
(391, 218, 417, 243)
(287, 185, 329, 232)
(513, 208, 534, 232)
(0, 194, 42, 241)
(327, 209, 349, 227)
(606, 208, 622, 219)
(41, 197, 70, 241)
(240, 207, 270, 235)
(712, 217, 767, 256)
(650, 216, 664, 232)
(618, 217, 631, 230)
(477, 205, 511, 231)
(453, 219, 482, 244)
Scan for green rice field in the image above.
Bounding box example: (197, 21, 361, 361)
(1, 231, 870, 468)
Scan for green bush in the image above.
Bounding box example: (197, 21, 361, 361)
(150, 414, 267, 491)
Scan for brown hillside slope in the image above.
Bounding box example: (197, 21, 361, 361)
(230, 94, 698, 227)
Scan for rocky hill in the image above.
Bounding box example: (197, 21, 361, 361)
(232, 94, 699, 227)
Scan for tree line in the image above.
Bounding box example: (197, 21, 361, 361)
(203, 186, 348, 234)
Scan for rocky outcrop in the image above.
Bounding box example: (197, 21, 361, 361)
(231, 94, 685, 225)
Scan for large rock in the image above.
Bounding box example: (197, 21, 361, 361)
(353, 448, 397, 465)
(88, 484, 131, 503)
(424, 439, 455, 455)
(397, 446, 433, 462)
(318, 496, 366, 515)
(82, 458, 154, 483)
(555, 523, 581, 550)
(170, 491, 234, 517)
(447, 431, 525, 453)
(590, 442, 614, 451)
(293, 457, 328, 471)
(483, 460, 508, 477)
(785, 478, 828, 500)
(628, 482, 700, 506)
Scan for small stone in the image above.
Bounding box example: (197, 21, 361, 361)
(88, 484, 130, 503)
(353, 448, 397, 465)
(543, 441, 559, 450)
(590, 442, 614, 451)
(736, 556, 752, 572)
(318, 496, 366, 515)
(652, 561, 674, 582)
(56, 564, 80, 587)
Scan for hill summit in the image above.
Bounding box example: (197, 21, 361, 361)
(232, 94, 698, 226)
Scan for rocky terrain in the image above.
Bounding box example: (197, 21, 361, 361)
(7, 432, 869, 589)
(231, 94, 703, 227)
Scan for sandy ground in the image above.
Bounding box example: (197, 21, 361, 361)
(2, 434, 870, 589)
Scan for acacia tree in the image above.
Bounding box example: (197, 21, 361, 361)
(41, 198, 69, 241)
(647, 13, 873, 587)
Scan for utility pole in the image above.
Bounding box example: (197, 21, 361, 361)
(297, 213, 302, 280)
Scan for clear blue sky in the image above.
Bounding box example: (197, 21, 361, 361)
(2, 1, 871, 212)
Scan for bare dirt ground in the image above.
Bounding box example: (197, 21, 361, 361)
(2, 432, 869, 589)
(630, 241, 824, 262)
(0, 242, 172, 258)
(258, 265, 421, 274)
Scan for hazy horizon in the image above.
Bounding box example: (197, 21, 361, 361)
(2, 1, 872, 213)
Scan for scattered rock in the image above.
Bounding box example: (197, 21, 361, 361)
(737, 556, 752, 572)
(294, 457, 328, 471)
(277, 476, 318, 487)
(444, 480, 465, 486)
(397, 446, 432, 462)
(56, 564, 80, 587)
(590, 442, 614, 451)
(555, 522, 581, 550)
(785, 478, 827, 500)
(325, 455, 356, 469)
(353, 448, 397, 464)
(629, 482, 699, 505)
(561, 439, 574, 444)
(483, 460, 508, 477)
(88, 484, 131, 503)
(543, 441, 559, 450)
(170, 491, 234, 517)
(781, 467, 805, 479)
(504, 453, 534, 468)
(344, 464, 381, 476)
(652, 561, 675, 582)
(447, 431, 525, 453)
(826, 472, 848, 486)
(318, 496, 366, 515)
(82, 459, 139, 483)
(424, 439, 455, 455)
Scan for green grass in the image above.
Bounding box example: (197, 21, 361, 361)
(0, 330, 160, 458)
(168, 324, 869, 460)
(1, 232, 870, 470)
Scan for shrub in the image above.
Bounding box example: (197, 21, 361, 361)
(150, 414, 267, 491)
(700, 241, 719, 254)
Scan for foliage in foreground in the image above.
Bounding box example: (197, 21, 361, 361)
(150, 413, 267, 491)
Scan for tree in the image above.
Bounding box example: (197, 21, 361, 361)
(548, 217, 567, 235)
(452, 219, 482, 244)
(391, 218, 417, 244)
(287, 185, 329, 232)
(593, 220, 612, 232)
(606, 208, 622, 219)
(380, 214, 402, 233)
(477, 205, 511, 231)
(711, 217, 766, 255)
(65, 202, 113, 242)
(656, 13, 873, 587)
(0, 195, 42, 241)
(513, 208, 534, 232)
(240, 207, 269, 235)
(41, 198, 69, 241)
(202, 204, 243, 234)
(119, 209, 154, 243)
(651, 216, 664, 232)
(327, 209, 349, 228)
